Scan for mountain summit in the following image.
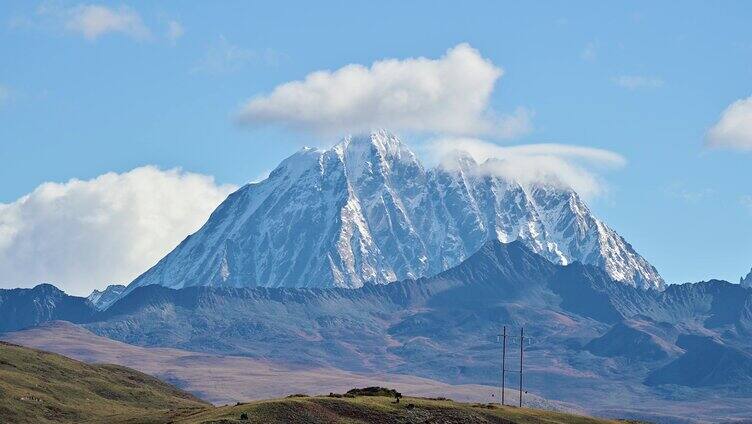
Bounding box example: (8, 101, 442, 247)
(127, 130, 663, 291)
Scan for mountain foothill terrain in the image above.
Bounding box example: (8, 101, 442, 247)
(0, 341, 623, 424)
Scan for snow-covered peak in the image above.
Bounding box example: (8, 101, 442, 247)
(334, 130, 418, 165)
(436, 150, 479, 175)
(127, 131, 664, 292)
(268, 146, 323, 182)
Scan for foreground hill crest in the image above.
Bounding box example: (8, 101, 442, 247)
(128, 130, 664, 291)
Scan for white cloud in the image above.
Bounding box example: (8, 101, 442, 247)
(57, 4, 151, 40)
(192, 36, 283, 74)
(166, 20, 184, 44)
(0, 166, 236, 296)
(237, 43, 530, 138)
(742, 195, 752, 214)
(581, 41, 598, 61)
(423, 137, 626, 199)
(613, 75, 664, 90)
(665, 183, 714, 204)
(707, 95, 752, 151)
(0, 85, 9, 107)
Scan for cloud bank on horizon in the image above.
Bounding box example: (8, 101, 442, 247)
(0, 166, 236, 296)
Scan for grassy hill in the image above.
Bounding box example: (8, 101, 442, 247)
(0, 340, 627, 423)
(181, 394, 627, 424)
(0, 341, 208, 423)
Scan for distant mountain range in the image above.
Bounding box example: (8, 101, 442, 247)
(0, 284, 95, 332)
(126, 130, 663, 293)
(2, 241, 750, 421)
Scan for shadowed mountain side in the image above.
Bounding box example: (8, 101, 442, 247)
(645, 335, 752, 388)
(0, 284, 96, 332)
(585, 319, 682, 362)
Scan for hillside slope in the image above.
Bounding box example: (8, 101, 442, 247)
(0, 342, 623, 424)
(0, 341, 208, 424)
(181, 394, 624, 424)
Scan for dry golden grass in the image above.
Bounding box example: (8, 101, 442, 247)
(0, 341, 208, 424)
(181, 394, 630, 424)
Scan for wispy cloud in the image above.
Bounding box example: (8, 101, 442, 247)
(741, 195, 752, 214)
(422, 137, 625, 199)
(0, 84, 9, 107)
(11, 3, 183, 43)
(45, 3, 151, 40)
(192, 36, 284, 75)
(581, 41, 599, 61)
(613, 75, 664, 90)
(237, 43, 531, 138)
(665, 183, 714, 203)
(166, 20, 184, 44)
(706, 95, 752, 151)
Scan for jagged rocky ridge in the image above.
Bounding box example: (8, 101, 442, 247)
(741, 268, 752, 288)
(0, 284, 95, 332)
(127, 130, 663, 292)
(87, 284, 126, 311)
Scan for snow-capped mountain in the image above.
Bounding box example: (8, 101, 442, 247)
(127, 130, 664, 291)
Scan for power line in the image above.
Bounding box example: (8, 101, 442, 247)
(519, 326, 524, 408)
(495, 325, 533, 408)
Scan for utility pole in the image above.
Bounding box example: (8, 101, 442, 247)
(519, 326, 524, 408)
(501, 325, 506, 406)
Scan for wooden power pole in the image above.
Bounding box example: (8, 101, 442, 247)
(519, 326, 524, 407)
(501, 325, 506, 406)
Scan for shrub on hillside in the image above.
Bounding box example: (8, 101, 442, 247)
(346, 387, 402, 398)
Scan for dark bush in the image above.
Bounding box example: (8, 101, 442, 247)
(346, 387, 402, 398)
(239, 412, 249, 420)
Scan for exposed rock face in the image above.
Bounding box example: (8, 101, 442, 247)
(0, 284, 95, 332)
(741, 268, 752, 288)
(87, 284, 126, 311)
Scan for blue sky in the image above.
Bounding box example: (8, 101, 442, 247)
(1, 1, 751, 293)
